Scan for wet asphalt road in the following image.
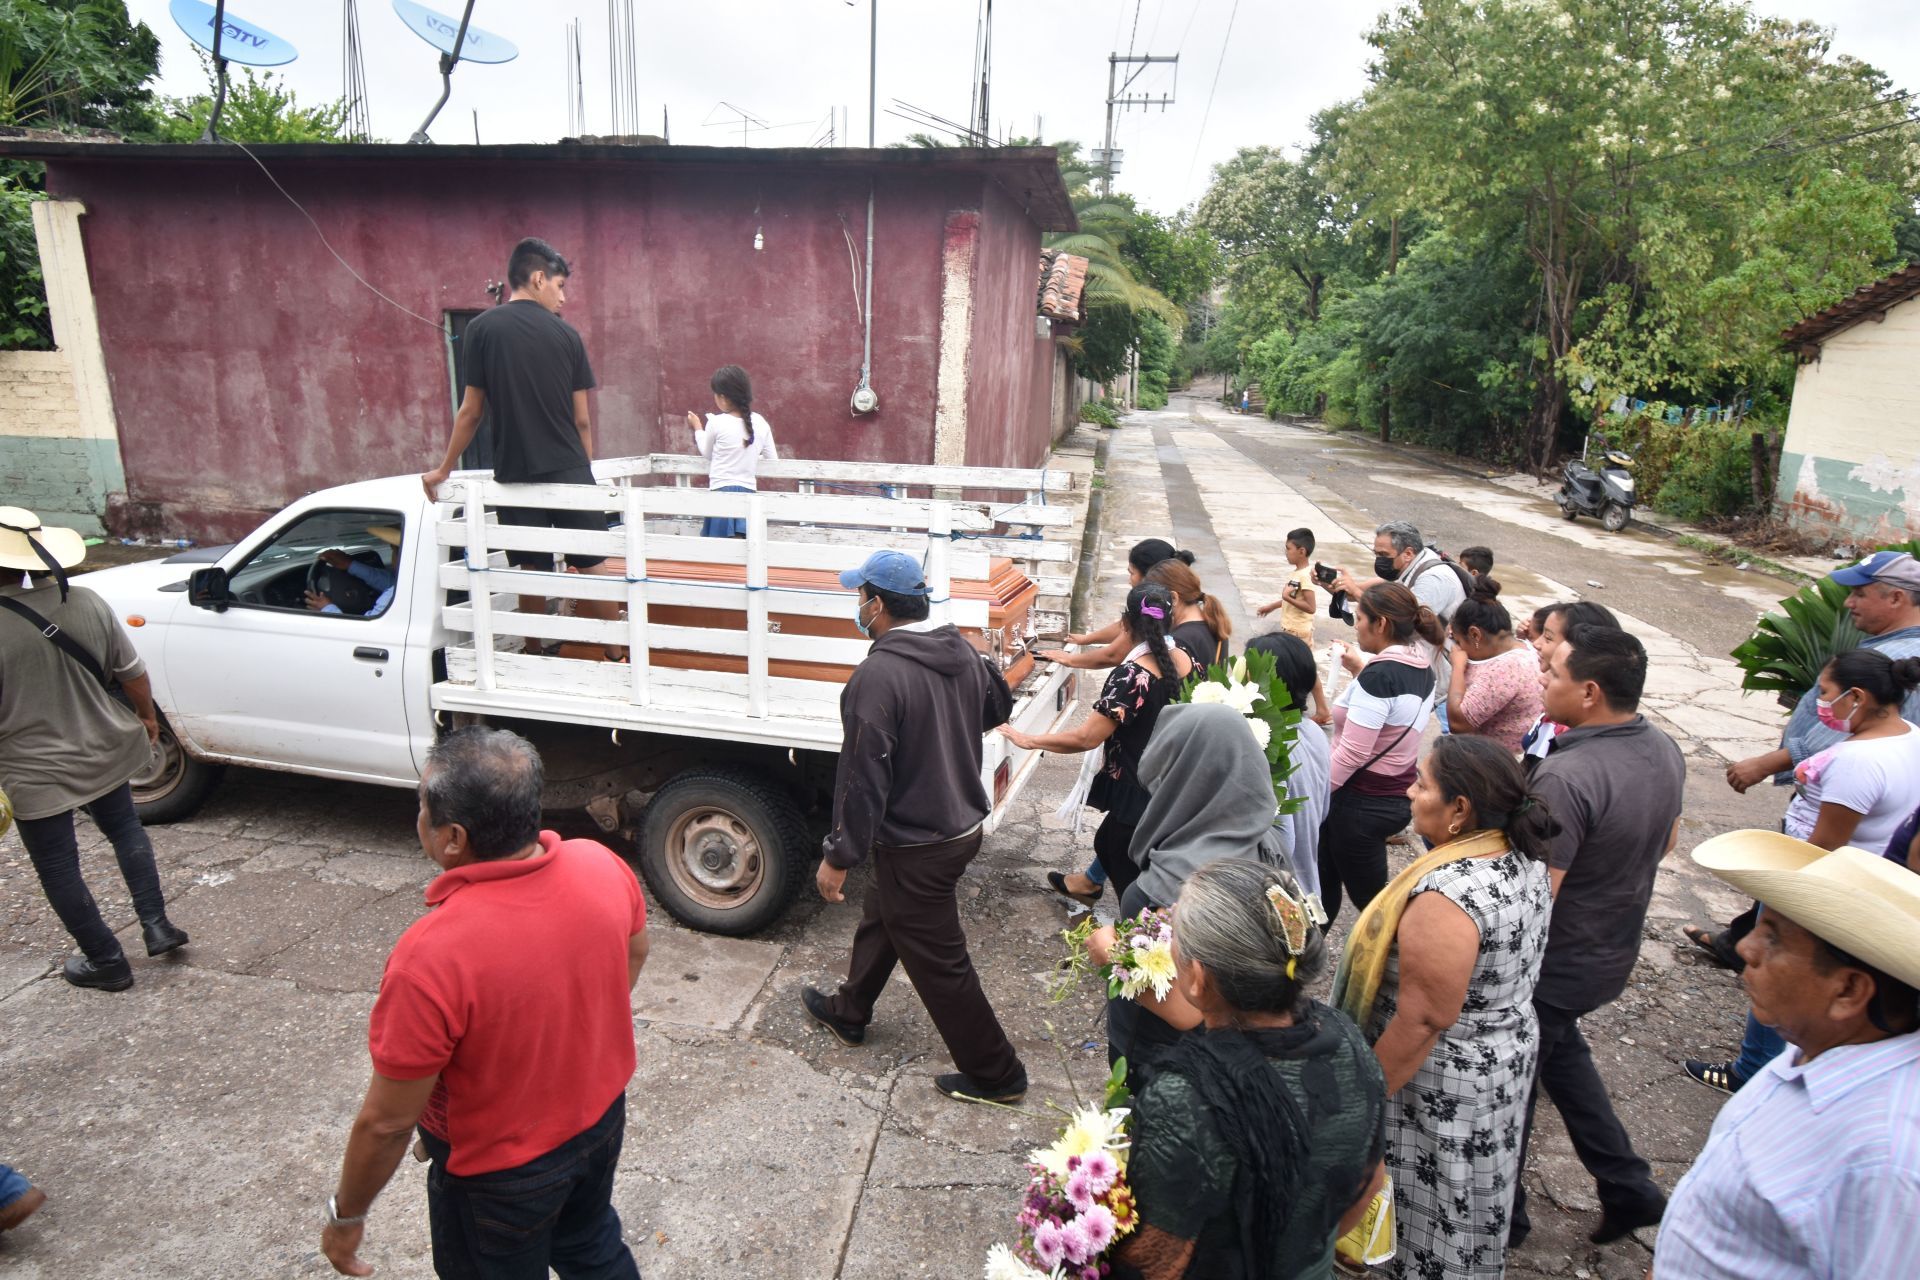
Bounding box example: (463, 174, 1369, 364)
(1201, 410, 1797, 662)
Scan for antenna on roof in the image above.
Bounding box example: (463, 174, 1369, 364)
(702, 101, 771, 147)
(342, 0, 372, 141)
(564, 18, 586, 136)
(391, 0, 519, 145)
(606, 0, 638, 137)
(168, 0, 298, 142)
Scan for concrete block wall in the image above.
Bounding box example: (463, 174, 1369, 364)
(0, 348, 114, 535)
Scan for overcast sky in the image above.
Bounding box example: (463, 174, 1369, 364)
(128, 1, 1920, 217)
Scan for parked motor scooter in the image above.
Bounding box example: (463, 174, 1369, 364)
(1554, 434, 1637, 531)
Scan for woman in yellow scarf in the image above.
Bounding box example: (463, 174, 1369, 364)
(1332, 735, 1556, 1278)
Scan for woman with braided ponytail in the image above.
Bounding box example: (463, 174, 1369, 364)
(1000, 583, 1192, 902)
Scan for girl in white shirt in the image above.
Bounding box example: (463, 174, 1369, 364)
(685, 364, 777, 537)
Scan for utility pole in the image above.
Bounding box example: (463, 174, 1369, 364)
(1096, 52, 1177, 197)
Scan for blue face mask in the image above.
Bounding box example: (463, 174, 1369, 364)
(854, 594, 878, 639)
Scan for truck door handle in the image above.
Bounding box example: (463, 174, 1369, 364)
(353, 646, 389, 662)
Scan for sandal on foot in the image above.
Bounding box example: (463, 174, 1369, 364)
(1682, 925, 1742, 971)
(1045, 871, 1102, 905)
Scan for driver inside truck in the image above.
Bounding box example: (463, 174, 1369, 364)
(304, 525, 400, 617)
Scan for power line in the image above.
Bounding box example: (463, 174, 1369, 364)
(226, 138, 441, 330)
(1185, 0, 1238, 198)
(1175, 0, 1204, 56)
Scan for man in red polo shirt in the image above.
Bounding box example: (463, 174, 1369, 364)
(319, 728, 650, 1279)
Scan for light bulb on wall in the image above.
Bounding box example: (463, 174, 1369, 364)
(753, 227, 764, 251)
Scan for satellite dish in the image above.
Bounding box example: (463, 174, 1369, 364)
(168, 0, 298, 68)
(392, 0, 518, 64)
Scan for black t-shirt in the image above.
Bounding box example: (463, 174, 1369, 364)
(461, 300, 596, 482)
(1172, 620, 1223, 669)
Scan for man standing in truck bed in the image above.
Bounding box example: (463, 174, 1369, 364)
(421, 237, 605, 643)
(801, 550, 1029, 1106)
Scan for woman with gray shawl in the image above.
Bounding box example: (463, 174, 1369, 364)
(1085, 702, 1288, 1082)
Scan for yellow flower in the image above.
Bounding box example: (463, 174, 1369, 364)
(1030, 1105, 1129, 1180)
(1133, 940, 1180, 1001)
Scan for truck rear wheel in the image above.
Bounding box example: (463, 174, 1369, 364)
(130, 718, 225, 824)
(638, 769, 807, 935)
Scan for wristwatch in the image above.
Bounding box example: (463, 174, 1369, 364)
(326, 1195, 368, 1228)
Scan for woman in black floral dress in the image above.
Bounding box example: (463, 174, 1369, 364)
(999, 582, 1191, 903)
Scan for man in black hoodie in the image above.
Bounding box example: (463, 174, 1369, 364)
(802, 551, 1027, 1104)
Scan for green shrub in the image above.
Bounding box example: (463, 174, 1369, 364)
(1601, 415, 1771, 523)
(1080, 400, 1120, 428)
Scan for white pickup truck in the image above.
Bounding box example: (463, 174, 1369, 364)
(75, 454, 1081, 935)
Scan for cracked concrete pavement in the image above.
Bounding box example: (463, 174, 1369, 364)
(1, 394, 1808, 1278)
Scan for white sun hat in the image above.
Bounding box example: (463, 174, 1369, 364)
(1691, 828, 1920, 990)
(0, 506, 87, 574)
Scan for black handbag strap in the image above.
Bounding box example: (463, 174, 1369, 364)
(1347, 718, 1418, 784)
(0, 593, 110, 688)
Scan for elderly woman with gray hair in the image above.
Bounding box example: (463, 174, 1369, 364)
(1112, 859, 1387, 1280)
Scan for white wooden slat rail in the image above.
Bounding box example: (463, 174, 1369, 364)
(432, 467, 1064, 733)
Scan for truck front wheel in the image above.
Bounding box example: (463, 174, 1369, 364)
(638, 769, 807, 935)
(130, 718, 225, 824)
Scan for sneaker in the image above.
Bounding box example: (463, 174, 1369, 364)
(933, 1067, 1029, 1106)
(1683, 1059, 1742, 1095)
(800, 986, 865, 1047)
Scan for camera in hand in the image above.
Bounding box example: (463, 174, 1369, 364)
(1313, 562, 1355, 625)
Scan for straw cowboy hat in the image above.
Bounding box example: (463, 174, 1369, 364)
(1692, 829, 1920, 990)
(0, 506, 86, 575)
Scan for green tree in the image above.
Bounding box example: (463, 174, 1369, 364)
(0, 0, 159, 131)
(1196, 140, 1352, 328)
(1343, 0, 1914, 466)
(152, 59, 349, 143)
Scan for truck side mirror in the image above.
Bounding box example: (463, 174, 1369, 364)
(188, 566, 231, 612)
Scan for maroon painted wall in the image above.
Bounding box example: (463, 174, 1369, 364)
(45, 153, 1046, 540)
(963, 180, 1043, 472)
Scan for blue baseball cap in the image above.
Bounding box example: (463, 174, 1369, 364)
(839, 550, 931, 596)
(1829, 551, 1920, 591)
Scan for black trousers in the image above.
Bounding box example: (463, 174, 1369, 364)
(1316, 788, 1409, 923)
(16, 783, 168, 965)
(1092, 812, 1143, 905)
(823, 828, 1023, 1086)
(421, 1095, 640, 1279)
(1511, 999, 1665, 1230)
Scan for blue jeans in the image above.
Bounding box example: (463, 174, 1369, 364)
(1082, 857, 1109, 886)
(1732, 1013, 1786, 1083)
(0, 1162, 29, 1209)
(420, 1095, 640, 1280)
(16, 783, 168, 965)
